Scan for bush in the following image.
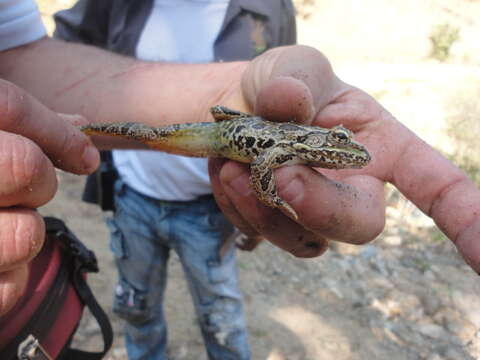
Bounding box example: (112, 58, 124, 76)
(429, 23, 460, 62)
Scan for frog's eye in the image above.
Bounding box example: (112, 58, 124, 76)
(331, 129, 351, 144)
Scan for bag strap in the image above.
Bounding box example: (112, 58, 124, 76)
(43, 217, 113, 360)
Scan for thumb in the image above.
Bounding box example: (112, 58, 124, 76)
(241, 45, 343, 124)
(0, 80, 99, 174)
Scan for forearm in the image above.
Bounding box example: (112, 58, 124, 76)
(0, 37, 247, 126)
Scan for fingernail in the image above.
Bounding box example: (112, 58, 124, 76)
(280, 176, 304, 204)
(82, 145, 100, 172)
(228, 173, 252, 196)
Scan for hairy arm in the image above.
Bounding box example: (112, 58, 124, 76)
(0, 37, 247, 128)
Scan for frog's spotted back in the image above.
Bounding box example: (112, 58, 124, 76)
(80, 106, 371, 220)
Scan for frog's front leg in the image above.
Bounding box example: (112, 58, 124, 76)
(250, 146, 300, 220)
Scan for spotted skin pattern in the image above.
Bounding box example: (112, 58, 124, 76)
(80, 106, 371, 220)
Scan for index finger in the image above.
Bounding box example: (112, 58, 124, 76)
(328, 98, 480, 272)
(0, 80, 99, 174)
(389, 123, 480, 272)
(319, 93, 480, 272)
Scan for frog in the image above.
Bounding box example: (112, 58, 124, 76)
(80, 106, 371, 220)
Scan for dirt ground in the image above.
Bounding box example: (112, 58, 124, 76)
(37, 1, 480, 359)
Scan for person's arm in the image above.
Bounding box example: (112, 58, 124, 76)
(0, 37, 247, 128)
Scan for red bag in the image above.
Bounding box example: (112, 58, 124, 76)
(0, 217, 112, 360)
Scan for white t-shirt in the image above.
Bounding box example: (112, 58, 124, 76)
(112, 0, 229, 201)
(0, 0, 46, 51)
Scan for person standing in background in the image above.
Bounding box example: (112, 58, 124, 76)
(55, 1, 296, 359)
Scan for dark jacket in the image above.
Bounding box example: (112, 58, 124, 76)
(54, 0, 297, 209)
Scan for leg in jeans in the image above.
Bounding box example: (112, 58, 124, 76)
(108, 181, 171, 360)
(171, 197, 251, 360)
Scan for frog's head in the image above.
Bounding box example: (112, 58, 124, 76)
(294, 125, 371, 169)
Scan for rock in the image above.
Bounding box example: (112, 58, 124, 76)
(370, 276, 395, 290)
(384, 327, 405, 345)
(370, 257, 391, 276)
(386, 206, 401, 219)
(427, 354, 445, 360)
(329, 242, 360, 255)
(451, 290, 480, 328)
(352, 258, 369, 275)
(168, 344, 189, 359)
(442, 346, 475, 360)
(266, 349, 287, 360)
(383, 235, 403, 246)
(111, 347, 128, 359)
(349, 285, 369, 307)
(385, 217, 399, 229)
(389, 322, 425, 348)
(400, 254, 430, 272)
(371, 298, 402, 318)
(415, 323, 450, 340)
(434, 308, 477, 344)
(332, 256, 354, 272)
(421, 295, 442, 316)
(323, 279, 344, 299)
(360, 245, 378, 260)
(423, 269, 437, 281)
(83, 317, 101, 336)
(386, 291, 423, 321)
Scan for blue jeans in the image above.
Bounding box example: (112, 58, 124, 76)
(107, 180, 250, 360)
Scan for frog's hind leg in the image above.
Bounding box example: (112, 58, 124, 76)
(210, 106, 252, 122)
(250, 147, 299, 220)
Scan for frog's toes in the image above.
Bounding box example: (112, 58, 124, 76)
(275, 198, 298, 221)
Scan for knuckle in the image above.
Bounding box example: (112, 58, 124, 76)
(0, 80, 28, 131)
(0, 133, 57, 207)
(0, 209, 45, 270)
(18, 140, 44, 188)
(2, 135, 48, 192)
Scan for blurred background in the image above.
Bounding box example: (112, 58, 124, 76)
(37, 1, 480, 359)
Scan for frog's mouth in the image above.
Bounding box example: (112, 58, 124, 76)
(320, 147, 372, 169)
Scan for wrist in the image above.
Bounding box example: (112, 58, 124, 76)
(105, 60, 249, 126)
(196, 61, 249, 122)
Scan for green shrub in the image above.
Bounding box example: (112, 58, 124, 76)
(429, 23, 460, 62)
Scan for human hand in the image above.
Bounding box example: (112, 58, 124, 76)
(209, 45, 480, 274)
(0, 80, 100, 315)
